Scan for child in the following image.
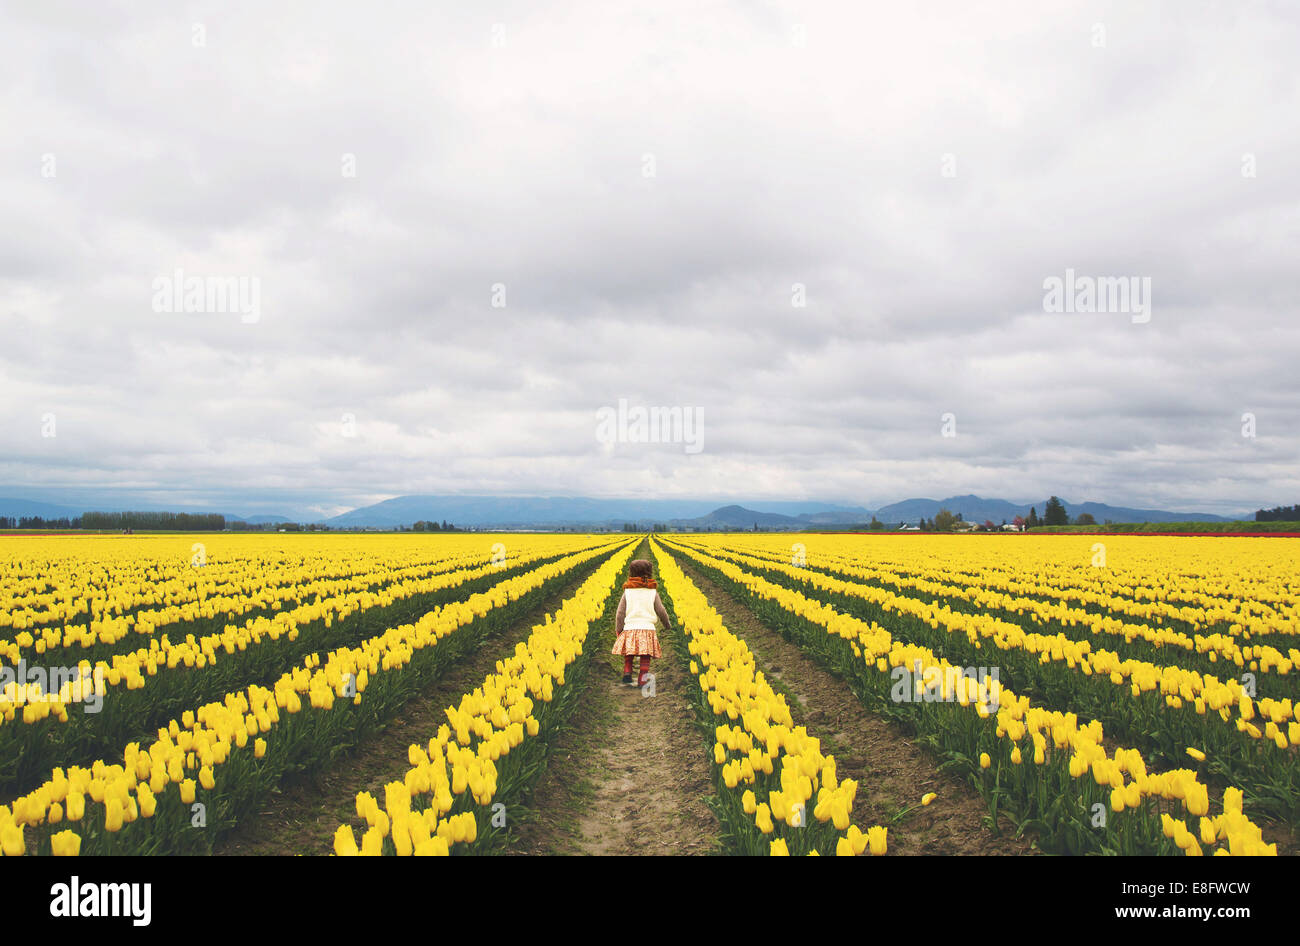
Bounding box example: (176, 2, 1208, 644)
(612, 558, 671, 686)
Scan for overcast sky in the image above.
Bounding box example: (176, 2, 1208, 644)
(2, 1, 1297, 519)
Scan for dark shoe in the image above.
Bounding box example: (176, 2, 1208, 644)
(621, 673, 633, 685)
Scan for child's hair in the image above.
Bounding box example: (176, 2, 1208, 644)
(629, 559, 653, 578)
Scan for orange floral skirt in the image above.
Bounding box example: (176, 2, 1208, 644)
(611, 627, 661, 658)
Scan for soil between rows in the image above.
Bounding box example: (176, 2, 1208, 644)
(510, 542, 721, 855)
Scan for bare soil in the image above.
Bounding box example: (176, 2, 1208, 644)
(511, 597, 721, 855)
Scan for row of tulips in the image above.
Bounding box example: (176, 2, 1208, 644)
(811, 539, 1297, 640)
(713, 540, 1299, 687)
(673, 539, 1300, 819)
(2, 535, 606, 718)
(0, 540, 490, 661)
(661, 538, 1277, 855)
(333, 542, 639, 855)
(1, 540, 462, 657)
(0, 538, 619, 794)
(0, 540, 633, 855)
(650, 541, 887, 856)
(706, 533, 1300, 643)
(0, 533, 569, 646)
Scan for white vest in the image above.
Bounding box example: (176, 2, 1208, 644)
(623, 588, 660, 630)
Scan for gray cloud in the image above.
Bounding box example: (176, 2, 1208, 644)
(1, 1, 1297, 519)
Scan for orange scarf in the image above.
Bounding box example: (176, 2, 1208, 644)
(624, 576, 657, 589)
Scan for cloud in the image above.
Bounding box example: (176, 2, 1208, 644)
(1, 0, 1297, 518)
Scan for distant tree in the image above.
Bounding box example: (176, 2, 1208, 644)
(1027, 507, 1039, 528)
(933, 508, 958, 532)
(1012, 515, 1025, 530)
(1257, 505, 1300, 522)
(1044, 497, 1069, 526)
(869, 516, 884, 531)
(78, 510, 225, 531)
(984, 520, 996, 531)
(1075, 513, 1097, 526)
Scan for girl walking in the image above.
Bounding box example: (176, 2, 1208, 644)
(612, 558, 670, 686)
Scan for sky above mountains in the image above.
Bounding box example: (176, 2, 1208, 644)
(2, 2, 1297, 520)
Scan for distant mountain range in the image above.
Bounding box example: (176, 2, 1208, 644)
(320, 495, 872, 529)
(0, 493, 1249, 529)
(316, 494, 1239, 529)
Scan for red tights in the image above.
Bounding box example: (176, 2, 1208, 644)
(623, 655, 651, 682)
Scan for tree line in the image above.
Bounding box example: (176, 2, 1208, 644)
(1, 511, 226, 531)
(0, 512, 468, 532)
(1255, 505, 1300, 522)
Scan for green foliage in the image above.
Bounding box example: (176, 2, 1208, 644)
(933, 508, 958, 532)
(1043, 496, 1069, 526)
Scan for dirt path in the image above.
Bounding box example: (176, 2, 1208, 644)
(512, 550, 721, 855)
(214, 562, 604, 856)
(672, 552, 1037, 856)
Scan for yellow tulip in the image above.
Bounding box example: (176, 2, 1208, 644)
(0, 823, 24, 856)
(769, 791, 789, 822)
(65, 792, 85, 822)
(50, 829, 81, 857)
(104, 797, 124, 833)
(867, 825, 887, 856)
(414, 836, 450, 856)
(392, 821, 413, 856)
(333, 825, 359, 856)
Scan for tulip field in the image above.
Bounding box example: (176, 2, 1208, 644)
(656, 533, 1296, 856)
(1, 531, 1295, 856)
